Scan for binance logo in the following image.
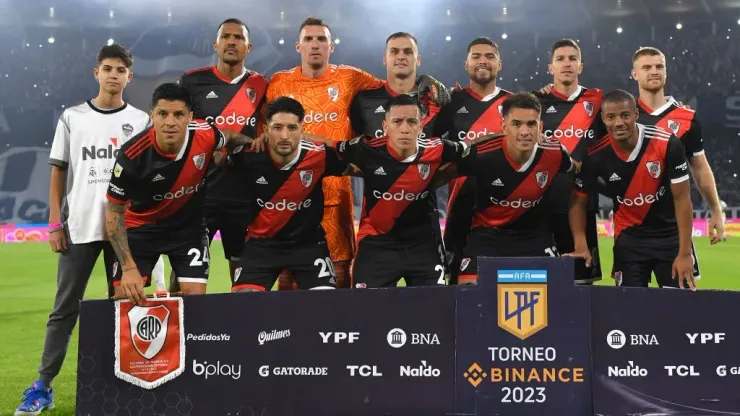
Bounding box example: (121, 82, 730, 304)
(497, 270, 548, 340)
(463, 363, 487, 387)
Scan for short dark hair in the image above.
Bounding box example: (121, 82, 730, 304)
(299, 16, 331, 36)
(466, 37, 499, 55)
(550, 39, 581, 62)
(265, 96, 306, 123)
(632, 46, 665, 63)
(151, 83, 193, 110)
(501, 92, 542, 118)
(97, 44, 133, 68)
(603, 89, 636, 110)
(386, 32, 418, 48)
(382, 94, 422, 116)
(217, 18, 250, 36)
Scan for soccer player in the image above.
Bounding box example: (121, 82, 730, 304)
(632, 46, 725, 244)
(177, 18, 267, 287)
(569, 90, 697, 290)
(14, 44, 151, 416)
(335, 94, 495, 288)
(228, 97, 352, 291)
(535, 39, 605, 285)
(105, 83, 254, 303)
(434, 37, 512, 283)
(451, 92, 574, 284)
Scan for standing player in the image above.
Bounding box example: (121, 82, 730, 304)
(569, 90, 697, 290)
(451, 93, 574, 284)
(178, 18, 267, 287)
(434, 37, 512, 283)
(535, 39, 604, 285)
(335, 94, 495, 288)
(105, 83, 253, 303)
(14, 44, 151, 416)
(631, 46, 725, 244)
(229, 97, 350, 291)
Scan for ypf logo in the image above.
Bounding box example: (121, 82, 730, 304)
(463, 363, 488, 387)
(128, 304, 170, 359)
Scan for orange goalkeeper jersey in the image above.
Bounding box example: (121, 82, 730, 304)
(266, 64, 383, 205)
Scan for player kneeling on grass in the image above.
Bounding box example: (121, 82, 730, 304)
(227, 96, 353, 291)
(106, 83, 255, 303)
(568, 89, 697, 290)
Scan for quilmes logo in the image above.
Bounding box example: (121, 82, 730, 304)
(258, 329, 291, 345)
(497, 270, 548, 340)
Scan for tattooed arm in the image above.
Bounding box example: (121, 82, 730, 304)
(106, 201, 146, 303)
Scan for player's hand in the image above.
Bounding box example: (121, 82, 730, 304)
(564, 246, 592, 268)
(451, 81, 464, 93)
(416, 74, 452, 107)
(538, 84, 554, 94)
(707, 212, 725, 245)
(49, 229, 67, 253)
(250, 133, 268, 152)
(672, 252, 696, 291)
(120, 268, 146, 304)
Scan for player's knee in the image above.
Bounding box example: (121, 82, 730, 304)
(333, 261, 350, 288)
(233, 287, 262, 293)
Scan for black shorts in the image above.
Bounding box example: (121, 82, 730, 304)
(550, 211, 602, 284)
(612, 232, 701, 288)
(232, 238, 336, 291)
(458, 227, 558, 284)
(444, 176, 476, 283)
(205, 202, 250, 262)
(352, 236, 446, 288)
(113, 230, 211, 287)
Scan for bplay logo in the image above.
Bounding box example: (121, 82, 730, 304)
(606, 329, 659, 349)
(192, 360, 241, 380)
(386, 328, 440, 348)
(186, 333, 230, 342)
(258, 329, 291, 345)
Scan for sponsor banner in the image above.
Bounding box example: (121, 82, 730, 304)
(590, 286, 740, 414)
(597, 219, 739, 238)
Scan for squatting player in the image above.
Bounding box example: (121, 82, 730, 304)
(228, 97, 352, 291)
(335, 94, 497, 288)
(434, 37, 512, 283)
(535, 39, 605, 285)
(632, 46, 725, 244)
(569, 90, 697, 290)
(451, 93, 574, 284)
(106, 83, 254, 303)
(178, 18, 267, 286)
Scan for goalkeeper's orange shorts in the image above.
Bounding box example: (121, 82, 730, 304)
(321, 177, 355, 263)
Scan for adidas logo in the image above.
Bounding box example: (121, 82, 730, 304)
(546, 106, 557, 114)
(374, 105, 385, 113)
(151, 174, 165, 182)
(206, 91, 218, 99)
(374, 166, 387, 175)
(609, 173, 621, 182)
(457, 106, 469, 114)
(491, 178, 504, 186)
(256, 176, 268, 184)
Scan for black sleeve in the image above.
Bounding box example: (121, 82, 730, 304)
(666, 135, 690, 184)
(433, 104, 452, 139)
(682, 118, 705, 159)
(349, 95, 365, 136)
(574, 154, 597, 195)
(455, 146, 477, 176)
(335, 136, 363, 167)
(559, 144, 575, 173)
(441, 138, 473, 164)
(325, 147, 350, 177)
(107, 156, 136, 203)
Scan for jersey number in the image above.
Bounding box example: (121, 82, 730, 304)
(544, 246, 559, 257)
(314, 257, 336, 278)
(188, 247, 210, 267)
(435, 264, 446, 285)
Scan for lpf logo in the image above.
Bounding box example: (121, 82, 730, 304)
(497, 270, 548, 340)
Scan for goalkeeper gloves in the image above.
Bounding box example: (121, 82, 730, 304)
(415, 74, 452, 107)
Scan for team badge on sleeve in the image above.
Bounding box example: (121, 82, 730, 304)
(418, 163, 431, 180)
(646, 161, 662, 179)
(583, 101, 594, 117)
(299, 170, 314, 188)
(535, 171, 549, 189)
(192, 153, 206, 171)
(113, 163, 123, 178)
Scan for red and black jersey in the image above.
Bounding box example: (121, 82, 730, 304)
(106, 121, 225, 240)
(457, 136, 573, 233)
(335, 135, 472, 242)
(575, 124, 690, 240)
(179, 66, 267, 206)
(349, 83, 441, 139)
(227, 140, 348, 246)
(434, 86, 512, 141)
(637, 96, 704, 160)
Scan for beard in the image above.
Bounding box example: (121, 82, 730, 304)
(469, 70, 495, 86)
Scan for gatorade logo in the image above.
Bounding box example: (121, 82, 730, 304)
(257, 198, 312, 211)
(616, 186, 666, 207)
(489, 196, 542, 208)
(373, 189, 429, 201)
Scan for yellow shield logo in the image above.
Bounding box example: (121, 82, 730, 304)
(497, 270, 548, 340)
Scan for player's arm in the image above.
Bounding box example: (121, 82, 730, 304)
(349, 95, 366, 137)
(667, 137, 696, 290)
(415, 74, 452, 107)
(441, 133, 504, 163)
(684, 120, 723, 244)
(557, 143, 576, 173)
(566, 160, 595, 266)
(325, 146, 362, 177)
(48, 112, 70, 253)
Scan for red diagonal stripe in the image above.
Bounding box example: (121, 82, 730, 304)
(553, 90, 602, 154)
(215, 73, 267, 134)
(466, 91, 508, 136)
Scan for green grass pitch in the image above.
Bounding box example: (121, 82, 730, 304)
(1, 237, 737, 415)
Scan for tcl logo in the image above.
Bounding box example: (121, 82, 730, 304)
(152, 180, 205, 201)
(490, 196, 542, 208)
(665, 365, 700, 377)
(206, 113, 256, 128)
(257, 198, 312, 211)
(543, 127, 595, 140)
(458, 129, 494, 141)
(346, 365, 382, 377)
(320, 332, 359, 343)
(373, 189, 429, 201)
(616, 186, 666, 207)
(303, 111, 339, 124)
(686, 333, 725, 344)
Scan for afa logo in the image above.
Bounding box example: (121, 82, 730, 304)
(497, 269, 548, 340)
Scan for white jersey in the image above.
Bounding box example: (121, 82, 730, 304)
(49, 100, 149, 244)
